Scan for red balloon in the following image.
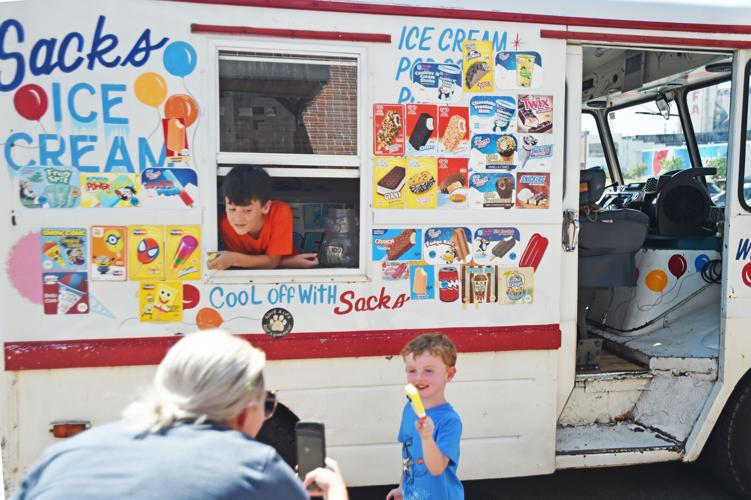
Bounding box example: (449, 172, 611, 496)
(14, 84, 48, 121)
(742, 262, 751, 288)
(668, 254, 687, 278)
(182, 284, 200, 310)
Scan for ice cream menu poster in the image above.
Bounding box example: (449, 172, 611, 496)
(372, 41, 551, 213)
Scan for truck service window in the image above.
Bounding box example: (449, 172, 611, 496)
(217, 51, 361, 271)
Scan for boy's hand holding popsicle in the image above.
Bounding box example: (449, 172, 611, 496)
(405, 384, 435, 439)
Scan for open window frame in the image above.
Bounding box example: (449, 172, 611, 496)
(204, 37, 370, 284)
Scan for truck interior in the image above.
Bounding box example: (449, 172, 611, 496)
(560, 43, 732, 460)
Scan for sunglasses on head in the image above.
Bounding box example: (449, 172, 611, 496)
(264, 390, 278, 420)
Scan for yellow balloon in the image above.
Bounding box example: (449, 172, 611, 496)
(645, 269, 668, 293)
(134, 72, 167, 108)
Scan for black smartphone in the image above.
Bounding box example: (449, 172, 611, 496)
(295, 421, 326, 482)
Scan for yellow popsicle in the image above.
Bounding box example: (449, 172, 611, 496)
(405, 383, 426, 418)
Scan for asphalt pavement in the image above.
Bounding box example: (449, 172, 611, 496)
(349, 461, 740, 500)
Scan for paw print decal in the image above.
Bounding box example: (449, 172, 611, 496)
(262, 308, 294, 338)
(269, 314, 287, 332)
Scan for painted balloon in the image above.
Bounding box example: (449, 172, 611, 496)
(196, 307, 223, 330)
(14, 84, 48, 120)
(668, 254, 687, 278)
(134, 72, 168, 108)
(695, 254, 710, 272)
(182, 283, 200, 310)
(742, 262, 751, 288)
(163, 41, 197, 77)
(137, 238, 160, 264)
(164, 94, 199, 127)
(645, 269, 668, 293)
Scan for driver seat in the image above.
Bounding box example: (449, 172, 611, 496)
(578, 167, 649, 287)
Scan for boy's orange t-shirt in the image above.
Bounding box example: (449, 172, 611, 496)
(219, 200, 294, 256)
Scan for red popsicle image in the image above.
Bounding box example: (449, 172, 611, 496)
(519, 233, 548, 271)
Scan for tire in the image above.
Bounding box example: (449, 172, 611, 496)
(704, 376, 751, 499)
(255, 403, 299, 468)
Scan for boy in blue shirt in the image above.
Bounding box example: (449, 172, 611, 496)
(386, 334, 464, 500)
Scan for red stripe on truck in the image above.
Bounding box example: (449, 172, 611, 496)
(168, 0, 751, 35)
(4, 324, 560, 371)
(191, 24, 391, 43)
(540, 29, 751, 49)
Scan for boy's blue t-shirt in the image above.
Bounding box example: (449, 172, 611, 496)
(398, 401, 464, 500)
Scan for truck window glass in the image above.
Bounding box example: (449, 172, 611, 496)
(687, 81, 731, 204)
(581, 112, 612, 186)
(742, 60, 751, 209)
(608, 101, 686, 185)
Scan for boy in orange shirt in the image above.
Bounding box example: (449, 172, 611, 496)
(208, 166, 318, 270)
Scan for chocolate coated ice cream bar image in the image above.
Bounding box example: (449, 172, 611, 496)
(465, 61, 490, 88)
(377, 166, 406, 195)
(386, 229, 417, 260)
(491, 236, 516, 258)
(409, 113, 435, 151)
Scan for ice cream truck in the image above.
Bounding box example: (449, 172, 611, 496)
(2, 0, 751, 496)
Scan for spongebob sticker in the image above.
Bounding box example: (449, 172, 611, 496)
(139, 281, 183, 322)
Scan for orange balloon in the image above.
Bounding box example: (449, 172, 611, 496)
(645, 269, 668, 293)
(164, 94, 199, 127)
(196, 307, 223, 330)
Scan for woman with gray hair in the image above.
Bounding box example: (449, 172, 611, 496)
(12, 330, 348, 500)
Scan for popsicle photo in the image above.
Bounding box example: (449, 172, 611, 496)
(166, 226, 201, 280)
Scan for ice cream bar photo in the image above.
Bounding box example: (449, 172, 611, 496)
(519, 233, 549, 271)
(409, 113, 435, 151)
(166, 118, 186, 154)
(405, 383, 426, 418)
(162, 169, 195, 208)
(413, 267, 428, 295)
(171, 235, 198, 270)
(451, 228, 470, 263)
(387, 229, 417, 260)
(377, 166, 406, 195)
(492, 236, 516, 258)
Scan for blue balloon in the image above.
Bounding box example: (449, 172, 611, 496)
(695, 254, 710, 272)
(163, 41, 197, 77)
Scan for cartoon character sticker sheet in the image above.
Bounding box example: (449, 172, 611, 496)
(405, 104, 437, 155)
(462, 40, 493, 92)
(139, 281, 183, 322)
(41, 228, 87, 272)
(90, 226, 127, 281)
(469, 172, 515, 209)
(80, 173, 140, 208)
(17, 166, 81, 209)
(437, 106, 470, 157)
(469, 96, 517, 135)
(373, 157, 406, 209)
(128, 226, 165, 280)
(140, 168, 197, 209)
(43, 271, 89, 315)
(437, 158, 469, 209)
(516, 173, 550, 209)
(423, 227, 472, 266)
(411, 62, 463, 104)
(165, 226, 201, 280)
(517, 95, 553, 134)
(405, 157, 438, 209)
(473, 227, 521, 264)
(372, 229, 422, 261)
(495, 51, 543, 89)
(374, 104, 405, 156)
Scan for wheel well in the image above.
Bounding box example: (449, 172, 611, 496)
(254, 403, 299, 468)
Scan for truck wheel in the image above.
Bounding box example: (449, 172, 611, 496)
(255, 403, 299, 468)
(705, 377, 751, 498)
